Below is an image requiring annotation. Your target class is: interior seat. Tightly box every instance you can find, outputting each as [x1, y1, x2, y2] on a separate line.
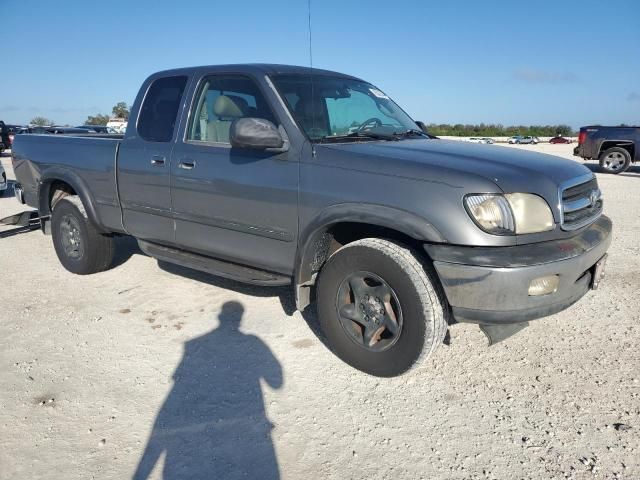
[206, 95, 249, 143]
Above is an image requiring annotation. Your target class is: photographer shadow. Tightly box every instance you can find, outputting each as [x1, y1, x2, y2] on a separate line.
[133, 301, 283, 480]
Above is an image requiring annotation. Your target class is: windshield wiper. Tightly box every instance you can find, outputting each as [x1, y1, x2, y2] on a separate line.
[393, 129, 429, 138]
[318, 131, 398, 143]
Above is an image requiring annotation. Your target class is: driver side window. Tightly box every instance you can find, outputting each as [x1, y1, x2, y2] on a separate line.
[187, 75, 276, 144]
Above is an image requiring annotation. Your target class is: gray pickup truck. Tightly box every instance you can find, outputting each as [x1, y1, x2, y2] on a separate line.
[12, 64, 612, 376]
[574, 125, 639, 174]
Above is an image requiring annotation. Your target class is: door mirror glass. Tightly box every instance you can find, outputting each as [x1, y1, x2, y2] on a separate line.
[230, 117, 284, 150]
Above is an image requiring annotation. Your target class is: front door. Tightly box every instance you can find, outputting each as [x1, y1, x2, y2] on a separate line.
[118, 75, 188, 243]
[170, 74, 298, 275]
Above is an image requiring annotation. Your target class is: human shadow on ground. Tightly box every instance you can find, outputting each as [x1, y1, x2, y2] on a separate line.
[133, 301, 283, 480]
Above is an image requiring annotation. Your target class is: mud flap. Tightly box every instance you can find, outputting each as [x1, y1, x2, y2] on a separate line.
[480, 322, 529, 346]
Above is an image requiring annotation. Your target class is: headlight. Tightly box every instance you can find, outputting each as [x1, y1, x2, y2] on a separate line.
[465, 193, 554, 235]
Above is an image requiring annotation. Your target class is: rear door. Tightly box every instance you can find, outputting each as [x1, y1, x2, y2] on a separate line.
[118, 75, 189, 243]
[170, 73, 298, 275]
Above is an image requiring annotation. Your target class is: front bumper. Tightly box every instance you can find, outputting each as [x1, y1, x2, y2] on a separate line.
[425, 215, 612, 324]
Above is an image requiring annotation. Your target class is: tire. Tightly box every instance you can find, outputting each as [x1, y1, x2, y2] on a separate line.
[51, 195, 114, 274]
[316, 238, 447, 377]
[599, 147, 631, 174]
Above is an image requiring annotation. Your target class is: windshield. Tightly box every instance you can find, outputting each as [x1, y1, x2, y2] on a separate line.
[271, 74, 420, 142]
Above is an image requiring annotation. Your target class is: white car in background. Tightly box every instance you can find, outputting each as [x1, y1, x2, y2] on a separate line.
[468, 137, 494, 144]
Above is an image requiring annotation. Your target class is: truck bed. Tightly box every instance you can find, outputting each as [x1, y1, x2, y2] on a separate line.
[12, 133, 124, 231]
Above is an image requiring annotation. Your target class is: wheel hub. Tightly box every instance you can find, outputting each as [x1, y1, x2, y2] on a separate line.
[336, 271, 403, 351]
[60, 214, 84, 259]
[360, 294, 384, 325]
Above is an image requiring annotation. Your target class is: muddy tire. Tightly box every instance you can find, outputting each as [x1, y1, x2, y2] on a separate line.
[316, 238, 447, 377]
[51, 195, 114, 275]
[599, 147, 631, 174]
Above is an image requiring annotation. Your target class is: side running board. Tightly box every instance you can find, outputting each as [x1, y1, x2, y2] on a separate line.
[137, 239, 291, 286]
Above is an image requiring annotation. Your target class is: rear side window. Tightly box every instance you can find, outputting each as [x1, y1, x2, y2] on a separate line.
[137, 75, 188, 142]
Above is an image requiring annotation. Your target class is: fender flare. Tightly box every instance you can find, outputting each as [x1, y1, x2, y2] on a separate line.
[38, 167, 105, 232]
[597, 139, 635, 157]
[293, 203, 446, 310]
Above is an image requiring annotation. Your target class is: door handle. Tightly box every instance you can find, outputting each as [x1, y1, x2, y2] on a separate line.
[178, 160, 196, 170]
[150, 155, 165, 166]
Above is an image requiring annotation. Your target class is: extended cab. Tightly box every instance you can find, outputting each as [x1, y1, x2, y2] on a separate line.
[574, 125, 639, 174]
[12, 64, 612, 376]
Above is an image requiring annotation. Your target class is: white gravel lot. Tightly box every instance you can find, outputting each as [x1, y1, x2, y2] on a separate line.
[0, 144, 638, 479]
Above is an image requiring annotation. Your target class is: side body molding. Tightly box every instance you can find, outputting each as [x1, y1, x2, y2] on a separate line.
[294, 203, 447, 310]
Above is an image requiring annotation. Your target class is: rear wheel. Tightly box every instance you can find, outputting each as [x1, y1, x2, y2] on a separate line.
[599, 147, 631, 174]
[316, 238, 447, 377]
[51, 195, 114, 274]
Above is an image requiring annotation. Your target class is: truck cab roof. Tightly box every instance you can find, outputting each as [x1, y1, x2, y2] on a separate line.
[151, 63, 363, 81]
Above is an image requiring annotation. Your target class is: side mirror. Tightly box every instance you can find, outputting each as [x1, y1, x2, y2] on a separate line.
[230, 117, 285, 150]
[414, 120, 439, 139]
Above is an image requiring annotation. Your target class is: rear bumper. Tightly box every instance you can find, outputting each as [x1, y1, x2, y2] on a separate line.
[425, 216, 612, 324]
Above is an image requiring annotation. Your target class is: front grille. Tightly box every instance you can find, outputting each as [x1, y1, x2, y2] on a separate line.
[560, 176, 602, 230]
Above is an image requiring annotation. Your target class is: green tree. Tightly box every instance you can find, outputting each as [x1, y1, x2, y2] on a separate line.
[30, 116, 53, 126]
[112, 102, 130, 120]
[421, 123, 576, 137]
[85, 114, 110, 126]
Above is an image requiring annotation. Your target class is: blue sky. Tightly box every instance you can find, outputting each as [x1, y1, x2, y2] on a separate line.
[2, 0, 638, 128]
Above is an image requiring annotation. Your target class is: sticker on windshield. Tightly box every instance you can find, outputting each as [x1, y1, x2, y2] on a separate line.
[369, 88, 389, 99]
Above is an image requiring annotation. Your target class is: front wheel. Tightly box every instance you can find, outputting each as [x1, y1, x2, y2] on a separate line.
[51, 195, 114, 274]
[316, 238, 447, 377]
[599, 147, 631, 174]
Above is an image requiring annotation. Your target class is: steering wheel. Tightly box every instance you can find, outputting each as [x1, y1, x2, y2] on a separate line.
[356, 117, 382, 132]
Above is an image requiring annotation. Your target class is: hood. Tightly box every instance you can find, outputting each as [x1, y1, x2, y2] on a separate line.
[322, 139, 592, 195]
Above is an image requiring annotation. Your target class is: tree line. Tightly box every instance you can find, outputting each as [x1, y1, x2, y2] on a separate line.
[28, 102, 130, 127]
[85, 102, 130, 125]
[422, 123, 574, 137]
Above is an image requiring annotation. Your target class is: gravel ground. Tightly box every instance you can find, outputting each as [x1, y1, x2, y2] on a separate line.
[0, 144, 638, 479]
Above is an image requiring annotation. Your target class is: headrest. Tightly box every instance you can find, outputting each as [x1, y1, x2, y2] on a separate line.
[214, 95, 248, 118]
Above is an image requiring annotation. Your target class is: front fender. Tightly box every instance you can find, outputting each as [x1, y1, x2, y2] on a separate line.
[294, 203, 446, 310]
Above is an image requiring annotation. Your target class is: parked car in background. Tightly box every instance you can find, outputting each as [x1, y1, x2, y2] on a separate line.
[75, 125, 114, 134]
[508, 135, 539, 145]
[468, 137, 495, 144]
[18, 126, 93, 135]
[0, 121, 9, 152]
[3, 125, 24, 150]
[574, 125, 639, 174]
[550, 136, 572, 144]
[12, 63, 612, 376]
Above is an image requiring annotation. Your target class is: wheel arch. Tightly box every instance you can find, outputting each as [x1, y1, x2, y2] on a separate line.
[598, 140, 635, 162]
[38, 168, 105, 232]
[294, 203, 446, 310]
